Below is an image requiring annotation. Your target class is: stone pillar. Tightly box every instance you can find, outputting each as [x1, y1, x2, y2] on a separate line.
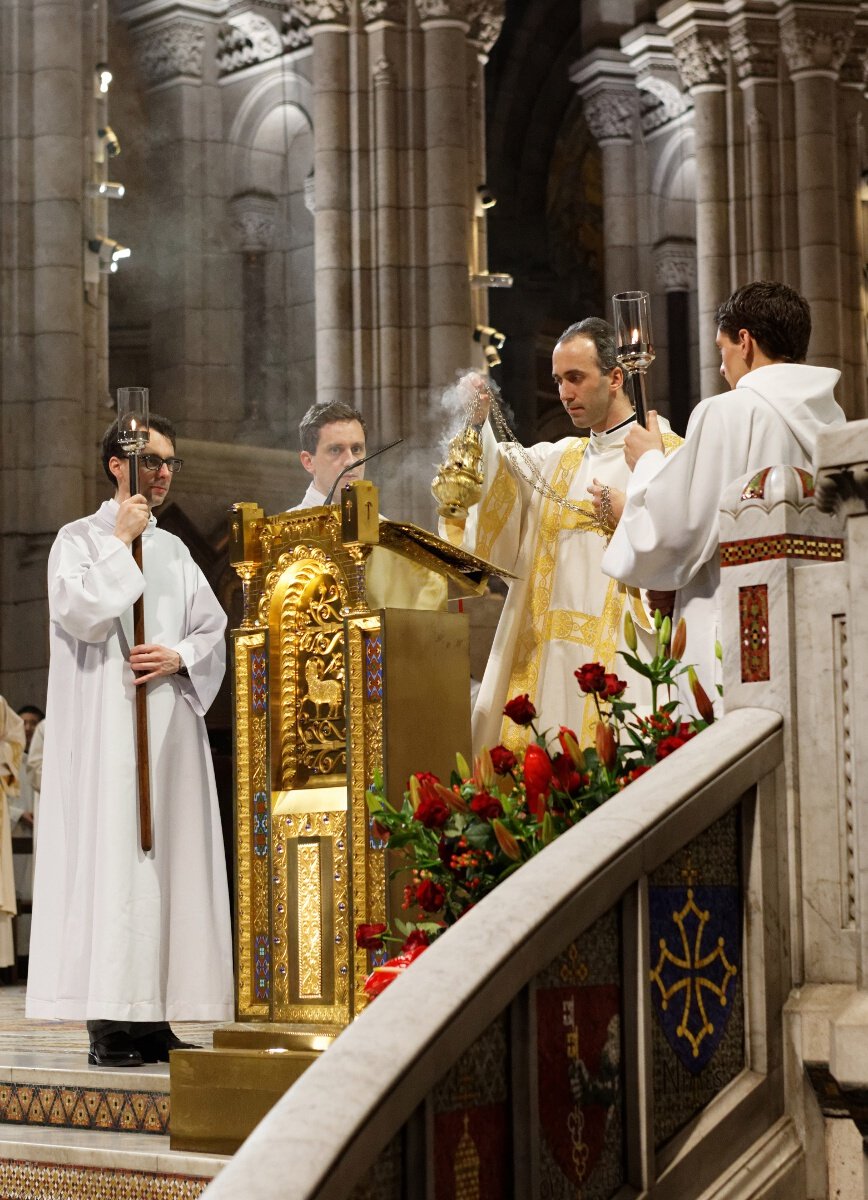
[662, 5, 730, 398]
[298, 1, 353, 407]
[653, 239, 696, 434]
[572, 50, 639, 302]
[229, 192, 278, 441]
[415, 0, 473, 387]
[365, 5, 405, 435]
[780, 3, 855, 370]
[729, 12, 781, 283]
[837, 18, 868, 420]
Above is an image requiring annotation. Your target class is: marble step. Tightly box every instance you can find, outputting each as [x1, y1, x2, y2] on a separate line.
[0, 1121, 227, 1196]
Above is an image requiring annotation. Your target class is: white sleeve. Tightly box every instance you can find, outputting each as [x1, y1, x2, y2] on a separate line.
[48, 528, 143, 644]
[173, 564, 228, 717]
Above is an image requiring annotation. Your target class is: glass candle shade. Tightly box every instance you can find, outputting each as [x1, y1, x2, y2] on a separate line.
[612, 291, 655, 373]
[117, 386, 150, 450]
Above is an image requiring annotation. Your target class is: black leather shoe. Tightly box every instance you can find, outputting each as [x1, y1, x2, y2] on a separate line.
[88, 1032, 144, 1067]
[136, 1029, 199, 1063]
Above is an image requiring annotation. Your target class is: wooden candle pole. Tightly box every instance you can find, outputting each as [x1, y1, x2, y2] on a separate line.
[129, 451, 153, 853]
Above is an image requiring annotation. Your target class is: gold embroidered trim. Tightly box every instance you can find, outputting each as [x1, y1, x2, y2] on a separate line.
[475, 456, 519, 563]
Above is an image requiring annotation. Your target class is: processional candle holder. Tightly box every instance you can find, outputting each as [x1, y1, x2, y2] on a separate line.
[116, 386, 153, 853]
[117, 386, 150, 497]
[612, 290, 656, 428]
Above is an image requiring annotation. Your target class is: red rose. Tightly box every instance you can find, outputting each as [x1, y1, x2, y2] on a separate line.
[656, 735, 687, 759]
[415, 878, 447, 912]
[490, 745, 518, 775]
[677, 722, 697, 742]
[575, 663, 607, 694]
[523, 742, 553, 819]
[413, 773, 450, 828]
[622, 764, 652, 784]
[602, 673, 627, 698]
[470, 790, 503, 820]
[363, 937, 429, 998]
[355, 922, 387, 951]
[503, 694, 537, 725]
[401, 929, 430, 953]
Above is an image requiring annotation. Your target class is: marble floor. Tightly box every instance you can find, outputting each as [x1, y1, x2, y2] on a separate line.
[0, 985, 229, 1194]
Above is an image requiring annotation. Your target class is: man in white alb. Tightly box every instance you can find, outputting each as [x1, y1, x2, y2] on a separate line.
[27, 415, 233, 1066]
[293, 401, 447, 612]
[598, 281, 847, 711]
[453, 318, 681, 752]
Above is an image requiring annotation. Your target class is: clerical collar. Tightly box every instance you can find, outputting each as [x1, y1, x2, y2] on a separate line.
[590, 412, 637, 447]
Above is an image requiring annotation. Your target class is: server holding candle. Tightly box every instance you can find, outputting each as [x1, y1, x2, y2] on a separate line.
[596, 281, 846, 717]
[26, 393, 233, 1066]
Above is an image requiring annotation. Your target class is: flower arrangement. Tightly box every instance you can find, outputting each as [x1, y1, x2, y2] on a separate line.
[358, 613, 715, 997]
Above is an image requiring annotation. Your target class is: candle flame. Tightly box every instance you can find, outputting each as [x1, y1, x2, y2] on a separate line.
[631, 328, 639, 343]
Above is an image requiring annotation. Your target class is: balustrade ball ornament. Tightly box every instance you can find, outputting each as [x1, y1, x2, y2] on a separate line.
[229, 192, 279, 254]
[133, 18, 205, 87]
[581, 88, 636, 143]
[671, 28, 729, 90]
[780, 10, 852, 77]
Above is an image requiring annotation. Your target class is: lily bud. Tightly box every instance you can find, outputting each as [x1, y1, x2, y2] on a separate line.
[715, 639, 723, 662]
[559, 727, 585, 770]
[474, 747, 495, 789]
[595, 721, 617, 772]
[654, 607, 663, 630]
[671, 617, 687, 661]
[687, 666, 715, 724]
[659, 615, 671, 651]
[542, 812, 556, 846]
[455, 751, 471, 779]
[408, 774, 421, 810]
[624, 608, 638, 652]
[492, 819, 521, 861]
[435, 780, 468, 813]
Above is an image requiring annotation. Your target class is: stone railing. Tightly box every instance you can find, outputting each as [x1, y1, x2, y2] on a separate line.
[205, 705, 795, 1199]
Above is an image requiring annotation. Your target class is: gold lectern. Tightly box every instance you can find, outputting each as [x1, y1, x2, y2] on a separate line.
[170, 487, 508, 1152]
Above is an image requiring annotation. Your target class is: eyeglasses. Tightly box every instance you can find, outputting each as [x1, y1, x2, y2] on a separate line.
[138, 453, 184, 474]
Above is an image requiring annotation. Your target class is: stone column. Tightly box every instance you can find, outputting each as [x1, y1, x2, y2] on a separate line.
[653, 239, 696, 434]
[729, 13, 781, 283]
[364, 4, 406, 435]
[298, 1, 353, 407]
[415, 0, 473, 386]
[229, 192, 278, 441]
[837, 18, 868, 420]
[780, 3, 855, 370]
[662, 5, 731, 397]
[572, 50, 639, 301]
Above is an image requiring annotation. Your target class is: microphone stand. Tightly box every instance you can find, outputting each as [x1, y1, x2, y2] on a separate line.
[324, 438, 404, 505]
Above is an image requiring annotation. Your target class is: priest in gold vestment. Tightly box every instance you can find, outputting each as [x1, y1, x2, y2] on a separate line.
[453, 319, 681, 752]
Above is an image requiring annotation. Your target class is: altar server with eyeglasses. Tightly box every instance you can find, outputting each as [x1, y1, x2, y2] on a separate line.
[26, 415, 233, 1066]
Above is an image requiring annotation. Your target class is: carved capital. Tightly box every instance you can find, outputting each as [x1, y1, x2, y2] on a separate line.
[467, 0, 504, 54]
[230, 192, 279, 253]
[414, 0, 473, 25]
[361, 0, 405, 23]
[133, 17, 206, 87]
[780, 7, 854, 78]
[638, 78, 691, 133]
[671, 28, 729, 90]
[581, 87, 637, 143]
[294, 0, 350, 26]
[729, 15, 779, 82]
[654, 239, 696, 292]
[814, 422, 868, 518]
[840, 19, 868, 86]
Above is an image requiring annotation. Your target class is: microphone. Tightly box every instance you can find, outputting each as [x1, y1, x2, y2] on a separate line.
[324, 437, 404, 505]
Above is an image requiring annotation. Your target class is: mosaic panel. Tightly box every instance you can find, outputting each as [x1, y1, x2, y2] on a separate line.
[534, 908, 625, 1200]
[251, 650, 268, 713]
[649, 807, 744, 1149]
[349, 1134, 402, 1200]
[431, 1014, 510, 1200]
[0, 1080, 169, 1134]
[0, 1160, 209, 1198]
[720, 533, 843, 567]
[739, 584, 770, 683]
[364, 632, 383, 701]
